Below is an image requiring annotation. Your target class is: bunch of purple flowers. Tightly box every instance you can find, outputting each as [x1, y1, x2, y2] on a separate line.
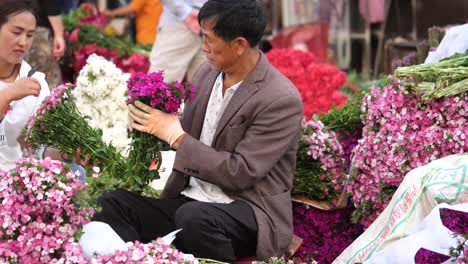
[126, 71, 194, 196]
[127, 71, 194, 114]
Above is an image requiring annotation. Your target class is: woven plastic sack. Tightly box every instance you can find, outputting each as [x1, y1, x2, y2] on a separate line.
[334, 154, 468, 264]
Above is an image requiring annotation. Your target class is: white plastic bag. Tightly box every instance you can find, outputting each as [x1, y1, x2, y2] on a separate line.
[365, 203, 466, 264]
[425, 23, 468, 64]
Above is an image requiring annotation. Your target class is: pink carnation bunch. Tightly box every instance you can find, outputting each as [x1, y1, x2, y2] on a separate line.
[125, 71, 195, 195]
[126, 71, 194, 114]
[0, 158, 93, 263]
[349, 80, 468, 227]
[91, 239, 186, 263]
[304, 121, 346, 188]
[23, 83, 74, 143]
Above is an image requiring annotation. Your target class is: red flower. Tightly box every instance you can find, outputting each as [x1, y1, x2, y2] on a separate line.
[115, 54, 150, 77]
[266, 49, 348, 119]
[68, 28, 80, 43]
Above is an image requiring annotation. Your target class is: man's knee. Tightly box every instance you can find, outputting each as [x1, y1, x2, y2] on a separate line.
[97, 189, 128, 205]
[175, 202, 217, 234]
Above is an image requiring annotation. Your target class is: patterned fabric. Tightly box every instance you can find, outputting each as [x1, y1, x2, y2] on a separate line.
[24, 27, 62, 89]
[181, 73, 242, 203]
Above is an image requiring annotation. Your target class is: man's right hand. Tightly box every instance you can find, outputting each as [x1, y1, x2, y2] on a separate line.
[6, 77, 41, 101]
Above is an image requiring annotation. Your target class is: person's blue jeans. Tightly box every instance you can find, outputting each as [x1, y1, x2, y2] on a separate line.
[69, 162, 87, 183]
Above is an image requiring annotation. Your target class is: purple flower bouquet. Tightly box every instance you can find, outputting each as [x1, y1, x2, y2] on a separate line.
[126, 72, 194, 195]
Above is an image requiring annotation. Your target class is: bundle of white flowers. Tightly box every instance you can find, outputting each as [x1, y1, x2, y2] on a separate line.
[75, 54, 131, 155]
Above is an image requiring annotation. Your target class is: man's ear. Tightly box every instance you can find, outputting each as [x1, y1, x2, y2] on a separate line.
[234, 37, 249, 56]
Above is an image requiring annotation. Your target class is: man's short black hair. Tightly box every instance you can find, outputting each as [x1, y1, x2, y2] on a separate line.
[198, 0, 266, 47]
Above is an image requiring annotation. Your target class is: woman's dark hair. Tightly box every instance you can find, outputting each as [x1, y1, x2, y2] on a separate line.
[0, 0, 38, 29]
[198, 0, 266, 47]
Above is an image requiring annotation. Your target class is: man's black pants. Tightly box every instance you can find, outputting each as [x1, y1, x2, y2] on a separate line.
[93, 189, 258, 262]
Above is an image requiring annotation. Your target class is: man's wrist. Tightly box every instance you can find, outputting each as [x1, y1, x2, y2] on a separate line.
[171, 133, 185, 149]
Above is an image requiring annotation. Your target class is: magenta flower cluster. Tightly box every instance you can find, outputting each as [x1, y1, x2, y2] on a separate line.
[293, 205, 363, 264]
[127, 71, 194, 114]
[0, 157, 93, 263]
[348, 80, 468, 227]
[414, 248, 450, 264]
[92, 239, 186, 263]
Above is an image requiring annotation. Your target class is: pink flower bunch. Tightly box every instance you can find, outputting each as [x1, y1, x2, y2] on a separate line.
[23, 83, 75, 143]
[302, 120, 347, 194]
[127, 71, 194, 114]
[349, 80, 468, 227]
[0, 157, 93, 263]
[91, 239, 186, 263]
[293, 205, 363, 264]
[266, 49, 348, 119]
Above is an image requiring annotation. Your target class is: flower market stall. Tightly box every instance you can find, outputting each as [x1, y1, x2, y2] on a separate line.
[61, 4, 151, 82]
[1, 4, 467, 261]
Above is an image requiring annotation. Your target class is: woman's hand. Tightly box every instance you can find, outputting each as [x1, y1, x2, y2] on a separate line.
[6, 77, 41, 101]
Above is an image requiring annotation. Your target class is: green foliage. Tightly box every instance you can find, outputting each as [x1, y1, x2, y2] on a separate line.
[76, 24, 150, 57]
[293, 142, 337, 201]
[320, 88, 368, 134]
[394, 52, 468, 100]
[62, 8, 86, 32]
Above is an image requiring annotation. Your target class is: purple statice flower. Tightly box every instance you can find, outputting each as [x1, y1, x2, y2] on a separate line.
[293, 204, 363, 263]
[440, 208, 468, 234]
[414, 248, 451, 264]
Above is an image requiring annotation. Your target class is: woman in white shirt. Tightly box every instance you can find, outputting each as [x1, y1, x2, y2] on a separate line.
[0, 0, 87, 180]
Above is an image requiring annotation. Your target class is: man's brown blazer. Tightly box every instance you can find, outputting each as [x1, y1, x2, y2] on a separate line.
[161, 52, 303, 260]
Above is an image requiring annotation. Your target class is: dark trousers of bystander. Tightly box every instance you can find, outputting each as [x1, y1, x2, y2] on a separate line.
[93, 189, 258, 262]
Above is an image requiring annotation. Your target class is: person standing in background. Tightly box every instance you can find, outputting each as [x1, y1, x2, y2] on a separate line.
[57, 0, 79, 14]
[27, 1, 66, 87]
[24, 0, 66, 89]
[148, 0, 207, 83]
[102, 0, 163, 45]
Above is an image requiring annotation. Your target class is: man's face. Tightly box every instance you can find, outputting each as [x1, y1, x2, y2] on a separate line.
[200, 19, 239, 72]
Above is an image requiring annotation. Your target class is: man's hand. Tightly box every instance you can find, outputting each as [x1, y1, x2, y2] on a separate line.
[6, 77, 41, 101]
[128, 101, 185, 148]
[184, 10, 201, 34]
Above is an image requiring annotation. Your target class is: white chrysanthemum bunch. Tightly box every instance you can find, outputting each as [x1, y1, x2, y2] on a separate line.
[75, 54, 131, 155]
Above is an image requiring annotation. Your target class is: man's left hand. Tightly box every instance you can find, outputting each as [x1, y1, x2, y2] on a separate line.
[128, 101, 185, 148]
